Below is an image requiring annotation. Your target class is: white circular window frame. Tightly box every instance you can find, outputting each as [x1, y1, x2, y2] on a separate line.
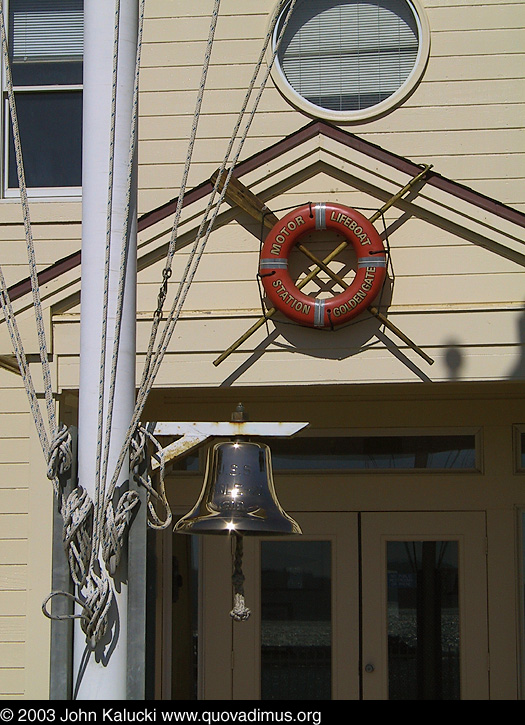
[268, 0, 431, 123]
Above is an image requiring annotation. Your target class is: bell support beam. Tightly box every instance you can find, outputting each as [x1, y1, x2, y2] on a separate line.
[212, 165, 433, 367]
[148, 421, 309, 471]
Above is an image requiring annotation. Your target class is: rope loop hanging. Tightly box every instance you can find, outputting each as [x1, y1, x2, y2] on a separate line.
[130, 424, 172, 531]
[230, 534, 251, 622]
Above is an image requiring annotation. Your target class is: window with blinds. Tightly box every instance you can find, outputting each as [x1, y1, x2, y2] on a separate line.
[10, 0, 83, 64]
[274, 0, 426, 117]
[5, 0, 83, 191]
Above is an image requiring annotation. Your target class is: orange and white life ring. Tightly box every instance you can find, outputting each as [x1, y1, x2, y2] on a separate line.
[259, 202, 387, 329]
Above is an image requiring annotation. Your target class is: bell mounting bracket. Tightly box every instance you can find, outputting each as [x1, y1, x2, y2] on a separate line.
[147, 411, 308, 471]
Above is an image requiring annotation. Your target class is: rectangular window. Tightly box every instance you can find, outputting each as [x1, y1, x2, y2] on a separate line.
[4, 0, 83, 194]
[265, 434, 478, 472]
[171, 433, 479, 474]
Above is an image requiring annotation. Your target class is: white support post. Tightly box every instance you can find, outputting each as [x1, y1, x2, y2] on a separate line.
[76, 0, 138, 700]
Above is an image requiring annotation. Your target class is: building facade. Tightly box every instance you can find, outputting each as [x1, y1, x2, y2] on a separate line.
[0, 0, 524, 700]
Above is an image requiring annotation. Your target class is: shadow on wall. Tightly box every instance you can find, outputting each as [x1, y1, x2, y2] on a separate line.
[509, 306, 525, 379]
[444, 305, 525, 382]
[444, 342, 463, 380]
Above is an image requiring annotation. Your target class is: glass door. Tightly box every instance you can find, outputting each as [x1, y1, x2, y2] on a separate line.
[197, 511, 489, 700]
[361, 512, 489, 700]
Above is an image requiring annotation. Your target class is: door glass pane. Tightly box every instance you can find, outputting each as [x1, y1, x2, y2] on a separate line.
[171, 535, 199, 700]
[261, 541, 331, 700]
[387, 541, 460, 700]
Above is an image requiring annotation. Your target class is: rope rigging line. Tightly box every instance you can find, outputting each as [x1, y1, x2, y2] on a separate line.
[103, 0, 299, 515]
[0, 0, 60, 457]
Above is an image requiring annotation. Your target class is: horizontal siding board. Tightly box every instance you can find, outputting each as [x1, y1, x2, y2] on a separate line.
[0, 591, 26, 616]
[0, 465, 29, 489]
[141, 24, 525, 62]
[0, 566, 27, 591]
[138, 79, 525, 117]
[134, 345, 525, 387]
[0, 668, 24, 695]
[408, 27, 516, 57]
[0, 414, 33, 439]
[0, 489, 29, 514]
[0, 540, 27, 565]
[54, 307, 525, 358]
[0, 439, 29, 465]
[0, 642, 24, 668]
[0, 516, 28, 540]
[0, 616, 24, 642]
[146, 2, 266, 19]
[133, 244, 522, 287]
[428, 3, 525, 30]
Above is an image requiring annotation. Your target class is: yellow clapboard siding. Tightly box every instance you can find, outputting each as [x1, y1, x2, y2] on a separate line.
[0, 540, 27, 565]
[134, 243, 521, 290]
[134, 268, 525, 315]
[0, 566, 27, 591]
[0, 440, 30, 465]
[144, 14, 269, 43]
[0, 616, 24, 643]
[0, 516, 28, 540]
[0, 642, 24, 668]
[54, 307, 524, 359]
[146, 1, 265, 19]
[0, 414, 33, 439]
[134, 345, 524, 388]
[0, 490, 28, 515]
[0, 668, 24, 695]
[0, 465, 29, 490]
[428, 2, 525, 30]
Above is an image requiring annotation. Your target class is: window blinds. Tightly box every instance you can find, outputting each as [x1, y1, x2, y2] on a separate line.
[10, 0, 83, 62]
[278, 0, 419, 112]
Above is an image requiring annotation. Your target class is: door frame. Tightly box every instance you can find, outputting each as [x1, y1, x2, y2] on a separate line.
[360, 511, 489, 700]
[199, 510, 489, 700]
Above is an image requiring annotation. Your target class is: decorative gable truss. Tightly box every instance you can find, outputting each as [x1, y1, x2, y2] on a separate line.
[2, 122, 524, 391]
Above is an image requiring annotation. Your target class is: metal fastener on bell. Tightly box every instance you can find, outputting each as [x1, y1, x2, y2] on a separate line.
[174, 407, 301, 536]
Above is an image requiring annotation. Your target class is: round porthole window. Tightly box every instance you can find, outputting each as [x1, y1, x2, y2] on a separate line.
[271, 0, 430, 122]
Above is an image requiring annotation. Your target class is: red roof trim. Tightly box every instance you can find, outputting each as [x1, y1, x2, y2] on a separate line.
[7, 121, 525, 302]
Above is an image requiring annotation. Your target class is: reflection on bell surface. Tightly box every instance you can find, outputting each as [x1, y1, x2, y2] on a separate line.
[174, 440, 302, 536]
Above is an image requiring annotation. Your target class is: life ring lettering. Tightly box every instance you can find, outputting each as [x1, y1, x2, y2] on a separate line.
[259, 203, 386, 329]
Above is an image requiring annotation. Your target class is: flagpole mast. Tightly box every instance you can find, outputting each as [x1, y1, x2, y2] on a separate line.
[75, 0, 138, 699]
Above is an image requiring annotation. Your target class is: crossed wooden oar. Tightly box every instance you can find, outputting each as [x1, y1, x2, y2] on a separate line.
[211, 164, 434, 367]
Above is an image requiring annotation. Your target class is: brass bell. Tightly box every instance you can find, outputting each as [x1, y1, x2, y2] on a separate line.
[174, 439, 301, 536]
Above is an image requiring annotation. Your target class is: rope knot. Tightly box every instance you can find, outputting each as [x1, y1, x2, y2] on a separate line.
[81, 571, 114, 649]
[102, 489, 140, 575]
[61, 486, 93, 588]
[47, 424, 73, 481]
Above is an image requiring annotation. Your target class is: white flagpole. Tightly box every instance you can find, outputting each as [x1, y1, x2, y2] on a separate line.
[75, 0, 138, 700]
